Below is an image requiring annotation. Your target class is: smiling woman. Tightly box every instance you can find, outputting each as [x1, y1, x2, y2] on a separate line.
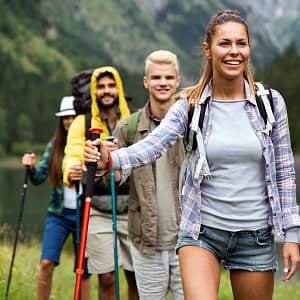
[85, 9, 300, 300]
[204, 21, 250, 86]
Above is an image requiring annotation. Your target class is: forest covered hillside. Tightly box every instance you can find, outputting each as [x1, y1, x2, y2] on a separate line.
[0, 0, 300, 153]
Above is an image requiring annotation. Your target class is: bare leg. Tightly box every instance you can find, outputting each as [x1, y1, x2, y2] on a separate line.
[124, 270, 139, 300]
[178, 246, 220, 300]
[98, 271, 115, 300]
[37, 259, 55, 300]
[230, 270, 274, 300]
[80, 277, 91, 300]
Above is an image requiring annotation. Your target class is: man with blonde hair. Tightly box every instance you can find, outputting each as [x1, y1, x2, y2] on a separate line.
[113, 50, 184, 299]
[144, 49, 179, 74]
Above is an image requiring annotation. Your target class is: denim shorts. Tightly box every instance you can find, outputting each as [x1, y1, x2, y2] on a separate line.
[41, 209, 90, 278]
[176, 225, 278, 272]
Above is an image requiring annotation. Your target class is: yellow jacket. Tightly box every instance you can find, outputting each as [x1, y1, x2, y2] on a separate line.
[63, 66, 130, 186]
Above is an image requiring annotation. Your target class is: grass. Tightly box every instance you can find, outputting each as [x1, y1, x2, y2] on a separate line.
[218, 271, 300, 300]
[0, 238, 130, 300]
[0, 235, 300, 299]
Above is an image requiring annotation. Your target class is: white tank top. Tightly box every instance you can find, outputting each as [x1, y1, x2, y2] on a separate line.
[63, 184, 83, 209]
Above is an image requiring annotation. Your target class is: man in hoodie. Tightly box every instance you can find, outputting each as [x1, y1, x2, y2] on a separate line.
[63, 66, 138, 300]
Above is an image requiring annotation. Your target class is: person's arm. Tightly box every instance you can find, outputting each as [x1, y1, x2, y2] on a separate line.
[84, 98, 188, 182]
[272, 90, 299, 229]
[21, 141, 52, 185]
[62, 115, 86, 186]
[271, 89, 300, 280]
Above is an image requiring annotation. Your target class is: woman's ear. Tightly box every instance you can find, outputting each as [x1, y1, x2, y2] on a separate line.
[203, 42, 211, 59]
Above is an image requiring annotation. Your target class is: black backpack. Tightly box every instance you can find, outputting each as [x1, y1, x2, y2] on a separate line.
[70, 69, 94, 140]
[71, 69, 93, 115]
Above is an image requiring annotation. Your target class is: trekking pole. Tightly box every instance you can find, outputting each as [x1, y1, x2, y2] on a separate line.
[110, 169, 120, 300]
[74, 179, 81, 255]
[5, 166, 30, 300]
[73, 127, 103, 300]
[73, 163, 82, 255]
[106, 136, 120, 300]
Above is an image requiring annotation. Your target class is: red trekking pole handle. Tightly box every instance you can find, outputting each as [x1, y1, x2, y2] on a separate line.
[73, 127, 103, 300]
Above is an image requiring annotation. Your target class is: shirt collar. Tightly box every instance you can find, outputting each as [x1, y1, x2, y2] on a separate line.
[146, 101, 162, 125]
[199, 79, 256, 105]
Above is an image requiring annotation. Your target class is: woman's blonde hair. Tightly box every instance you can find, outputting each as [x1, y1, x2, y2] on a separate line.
[181, 10, 255, 106]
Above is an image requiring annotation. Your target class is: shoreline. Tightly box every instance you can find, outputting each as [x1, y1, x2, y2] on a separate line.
[0, 157, 23, 169]
[1, 154, 300, 170]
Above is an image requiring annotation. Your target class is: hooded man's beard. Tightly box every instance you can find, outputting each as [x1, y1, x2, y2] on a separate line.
[96, 96, 119, 110]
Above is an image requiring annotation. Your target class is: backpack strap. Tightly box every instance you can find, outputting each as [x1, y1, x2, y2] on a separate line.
[127, 110, 141, 145]
[85, 112, 92, 140]
[255, 82, 275, 136]
[186, 98, 209, 150]
[179, 97, 211, 201]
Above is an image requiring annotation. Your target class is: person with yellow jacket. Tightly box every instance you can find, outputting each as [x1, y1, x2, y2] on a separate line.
[63, 66, 138, 300]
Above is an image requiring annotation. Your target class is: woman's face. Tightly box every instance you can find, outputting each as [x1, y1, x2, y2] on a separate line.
[205, 21, 250, 81]
[62, 116, 75, 131]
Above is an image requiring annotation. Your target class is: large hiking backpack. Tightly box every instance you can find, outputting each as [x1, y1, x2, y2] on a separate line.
[71, 69, 93, 115]
[71, 70, 94, 139]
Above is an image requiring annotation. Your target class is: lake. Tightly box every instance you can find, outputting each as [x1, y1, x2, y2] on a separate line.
[0, 167, 51, 240]
[1, 165, 300, 280]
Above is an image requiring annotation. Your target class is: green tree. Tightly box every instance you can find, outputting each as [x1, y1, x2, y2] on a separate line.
[16, 113, 33, 143]
[0, 107, 8, 148]
[255, 42, 300, 152]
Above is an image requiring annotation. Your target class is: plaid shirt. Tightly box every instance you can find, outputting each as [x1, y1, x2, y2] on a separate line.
[29, 140, 64, 215]
[112, 81, 300, 241]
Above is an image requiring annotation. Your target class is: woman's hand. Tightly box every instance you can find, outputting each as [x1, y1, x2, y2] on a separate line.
[84, 139, 109, 170]
[282, 242, 300, 281]
[22, 153, 35, 169]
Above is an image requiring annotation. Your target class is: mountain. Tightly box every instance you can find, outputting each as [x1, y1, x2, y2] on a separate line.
[137, 0, 300, 66]
[245, 0, 300, 52]
[0, 0, 299, 150]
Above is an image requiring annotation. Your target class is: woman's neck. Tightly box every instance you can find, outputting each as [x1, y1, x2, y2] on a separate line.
[212, 77, 245, 100]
